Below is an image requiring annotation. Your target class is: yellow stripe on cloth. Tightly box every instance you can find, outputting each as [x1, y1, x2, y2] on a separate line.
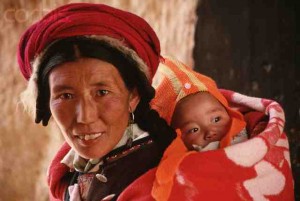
[158, 61, 187, 98]
[166, 57, 208, 92]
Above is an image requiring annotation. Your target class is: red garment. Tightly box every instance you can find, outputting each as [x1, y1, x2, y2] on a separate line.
[47, 142, 71, 200]
[17, 3, 160, 80]
[118, 90, 294, 201]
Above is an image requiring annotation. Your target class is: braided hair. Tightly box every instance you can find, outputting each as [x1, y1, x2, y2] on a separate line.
[35, 36, 176, 152]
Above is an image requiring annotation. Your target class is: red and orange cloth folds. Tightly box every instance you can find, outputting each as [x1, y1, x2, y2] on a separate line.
[17, 3, 161, 81]
[119, 90, 294, 201]
[118, 58, 294, 201]
[148, 57, 247, 200]
[46, 56, 294, 200]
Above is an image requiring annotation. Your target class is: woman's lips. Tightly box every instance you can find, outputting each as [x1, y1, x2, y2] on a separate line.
[74, 132, 103, 141]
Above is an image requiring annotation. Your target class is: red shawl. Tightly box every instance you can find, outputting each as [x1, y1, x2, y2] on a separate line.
[118, 90, 294, 201]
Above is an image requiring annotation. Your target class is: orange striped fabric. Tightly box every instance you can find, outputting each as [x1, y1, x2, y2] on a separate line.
[151, 57, 246, 201]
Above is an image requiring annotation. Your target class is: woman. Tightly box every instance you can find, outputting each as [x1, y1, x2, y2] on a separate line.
[18, 3, 175, 200]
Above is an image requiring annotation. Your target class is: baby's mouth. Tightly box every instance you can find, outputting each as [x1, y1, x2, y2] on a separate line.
[192, 144, 203, 151]
[192, 141, 220, 152]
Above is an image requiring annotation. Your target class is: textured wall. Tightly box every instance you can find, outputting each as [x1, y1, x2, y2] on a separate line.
[0, 0, 198, 200]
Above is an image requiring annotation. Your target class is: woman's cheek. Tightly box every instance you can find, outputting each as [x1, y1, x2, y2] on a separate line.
[50, 100, 74, 123]
[100, 96, 128, 112]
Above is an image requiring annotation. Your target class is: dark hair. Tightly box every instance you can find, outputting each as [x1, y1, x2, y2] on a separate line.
[36, 36, 175, 152]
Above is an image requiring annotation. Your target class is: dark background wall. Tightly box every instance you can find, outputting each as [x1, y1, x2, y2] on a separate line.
[193, 0, 298, 199]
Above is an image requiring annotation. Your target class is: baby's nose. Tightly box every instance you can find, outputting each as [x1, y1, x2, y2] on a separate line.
[204, 131, 217, 141]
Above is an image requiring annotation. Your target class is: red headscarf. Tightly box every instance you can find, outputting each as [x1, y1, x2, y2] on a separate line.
[17, 3, 160, 80]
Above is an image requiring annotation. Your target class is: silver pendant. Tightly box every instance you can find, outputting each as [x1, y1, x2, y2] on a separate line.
[96, 173, 108, 183]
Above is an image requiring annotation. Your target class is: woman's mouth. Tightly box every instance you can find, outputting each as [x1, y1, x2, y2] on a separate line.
[75, 133, 103, 141]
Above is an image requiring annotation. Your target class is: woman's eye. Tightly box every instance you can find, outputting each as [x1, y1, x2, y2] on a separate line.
[59, 93, 74, 100]
[212, 116, 221, 123]
[96, 90, 109, 96]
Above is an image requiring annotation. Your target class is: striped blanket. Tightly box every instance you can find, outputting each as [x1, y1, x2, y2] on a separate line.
[118, 87, 294, 201]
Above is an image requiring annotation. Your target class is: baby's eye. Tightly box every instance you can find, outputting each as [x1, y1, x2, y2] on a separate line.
[212, 116, 221, 123]
[187, 128, 199, 134]
[59, 93, 74, 100]
[96, 90, 109, 96]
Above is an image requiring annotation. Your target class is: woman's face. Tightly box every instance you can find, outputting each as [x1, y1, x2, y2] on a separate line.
[49, 58, 140, 159]
[171, 92, 231, 150]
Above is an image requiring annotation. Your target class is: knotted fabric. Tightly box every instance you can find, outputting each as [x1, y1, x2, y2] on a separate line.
[17, 3, 160, 80]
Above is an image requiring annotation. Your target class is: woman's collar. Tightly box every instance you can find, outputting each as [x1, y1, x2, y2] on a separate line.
[61, 124, 149, 173]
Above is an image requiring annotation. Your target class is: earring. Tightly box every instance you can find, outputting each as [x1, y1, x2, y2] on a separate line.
[126, 107, 135, 147]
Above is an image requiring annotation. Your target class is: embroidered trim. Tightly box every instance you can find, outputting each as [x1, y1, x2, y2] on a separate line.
[105, 138, 153, 163]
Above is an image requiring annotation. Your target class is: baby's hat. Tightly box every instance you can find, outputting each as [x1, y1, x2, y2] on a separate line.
[151, 57, 246, 147]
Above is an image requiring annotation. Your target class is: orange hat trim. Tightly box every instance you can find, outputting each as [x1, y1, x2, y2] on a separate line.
[152, 130, 193, 201]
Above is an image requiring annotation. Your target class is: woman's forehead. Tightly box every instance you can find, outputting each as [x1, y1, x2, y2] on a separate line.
[48, 58, 124, 87]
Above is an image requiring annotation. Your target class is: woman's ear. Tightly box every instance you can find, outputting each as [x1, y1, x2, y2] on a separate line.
[129, 88, 140, 111]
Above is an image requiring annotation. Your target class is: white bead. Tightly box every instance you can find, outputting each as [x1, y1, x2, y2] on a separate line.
[96, 173, 108, 183]
[184, 82, 191, 89]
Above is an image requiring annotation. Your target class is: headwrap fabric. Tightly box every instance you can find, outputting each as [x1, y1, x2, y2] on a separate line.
[18, 3, 161, 80]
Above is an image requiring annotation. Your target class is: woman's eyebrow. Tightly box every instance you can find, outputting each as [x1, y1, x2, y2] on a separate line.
[52, 85, 73, 93]
[91, 81, 108, 87]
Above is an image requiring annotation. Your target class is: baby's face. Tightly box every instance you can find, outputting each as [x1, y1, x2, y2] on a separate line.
[171, 92, 231, 151]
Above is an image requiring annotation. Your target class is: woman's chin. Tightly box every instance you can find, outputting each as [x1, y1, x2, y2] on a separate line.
[73, 139, 109, 159]
[77, 149, 107, 160]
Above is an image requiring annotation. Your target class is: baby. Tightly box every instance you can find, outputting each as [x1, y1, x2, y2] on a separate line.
[152, 57, 247, 152]
[171, 91, 231, 151]
[172, 90, 249, 151]
[150, 58, 290, 201]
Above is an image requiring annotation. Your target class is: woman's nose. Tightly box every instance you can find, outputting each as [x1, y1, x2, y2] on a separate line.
[76, 97, 98, 124]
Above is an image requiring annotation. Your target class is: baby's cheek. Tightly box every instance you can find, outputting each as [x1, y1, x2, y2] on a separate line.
[181, 134, 189, 143]
[182, 134, 196, 145]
